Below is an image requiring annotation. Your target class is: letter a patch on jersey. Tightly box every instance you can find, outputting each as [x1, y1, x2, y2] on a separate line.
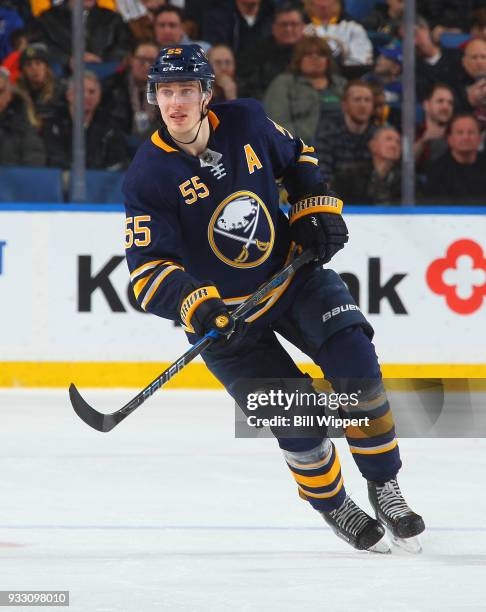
[244, 144, 263, 174]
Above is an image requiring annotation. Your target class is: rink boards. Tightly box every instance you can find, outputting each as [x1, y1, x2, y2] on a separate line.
[0, 205, 485, 387]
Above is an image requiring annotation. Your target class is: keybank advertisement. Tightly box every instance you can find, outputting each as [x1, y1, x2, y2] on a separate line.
[0, 211, 485, 364]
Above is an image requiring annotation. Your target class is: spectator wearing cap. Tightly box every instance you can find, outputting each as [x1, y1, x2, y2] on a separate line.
[202, 0, 274, 61]
[237, 3, 306, 100]
[303, 0, 373, 68]
[360, 0, 404, 39]
[363, 45, 402, 109]
[16, 44, 65, 126]
[315, 80, 376, 182]
[33, 0, 132, 69]
[0, 67, 45, 166]
[153, 6, 210, 53]
[332, 126, 402, 205]
[41, 71, 129, 170]
[102, 40, 160, 152]
[413, 15, 462, 101]
[415, 83, 455, 170]
[263, 36, 346, 144]
[423, 113, 486, 204]
[207, 45, 238, 102]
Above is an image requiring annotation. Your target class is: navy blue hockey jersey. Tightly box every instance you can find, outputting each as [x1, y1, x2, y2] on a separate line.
[123, 98, 323, 326]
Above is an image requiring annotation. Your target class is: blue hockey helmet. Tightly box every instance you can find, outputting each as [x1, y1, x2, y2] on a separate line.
[147, 44, 215, 105]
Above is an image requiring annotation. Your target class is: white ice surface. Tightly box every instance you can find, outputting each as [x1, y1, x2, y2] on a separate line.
[0, 389, 485, 612]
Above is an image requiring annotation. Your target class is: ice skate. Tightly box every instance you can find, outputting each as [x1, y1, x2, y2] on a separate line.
[368, 479, 425, 553]
[320, 495, 390, 553]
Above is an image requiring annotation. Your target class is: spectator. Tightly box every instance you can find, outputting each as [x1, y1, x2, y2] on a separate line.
[423, 114, 486, 203]
[153, 6, 210, 52]
[202, 0, 274, 60]
[102, 40, 159, 144]
[115, 0, 154, 42]
[316, 80, 376, 181]
[333, 126, 402, 205]
[452, 38, 486, 113]
[363, 45, 402, 108]
[0, 67, 45, 166]
[360, 0, 404, 39]
[184, 0, 225, 39]
[417, 0, 486, 43]
[1, 28, 29, 83]
[415, 83, 454, 169]
[303, 0, 373, 68]
[237, 3, 305, 100]
[263, 36, 346, 143]
[140, 0, 166, 17]
[42, 71, 129, 170]
[207, 45, 238, 102]
[413, 15, 462, 101]
[33, 0, 132, 69]
[0, 3, 24, 62]
[16, 44, 65, 125]
[470, 8, 486, 41]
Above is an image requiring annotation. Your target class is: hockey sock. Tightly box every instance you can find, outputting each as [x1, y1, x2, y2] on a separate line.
[318, 326, 402, 483]
[281, 438, 346, 512]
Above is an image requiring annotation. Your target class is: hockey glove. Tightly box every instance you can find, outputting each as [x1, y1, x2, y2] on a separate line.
[289, 189, 348, 264]
[179, 281, 235, 337]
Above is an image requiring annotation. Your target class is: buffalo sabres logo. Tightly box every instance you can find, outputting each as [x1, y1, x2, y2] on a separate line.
[208, 191, 274, 268]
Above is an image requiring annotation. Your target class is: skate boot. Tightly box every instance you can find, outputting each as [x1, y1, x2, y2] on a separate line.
[320, 495, 390, 553]
[368, 479, 425, 553]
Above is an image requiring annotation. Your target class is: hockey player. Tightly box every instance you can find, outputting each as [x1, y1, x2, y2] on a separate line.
[123, 44, 425, 553]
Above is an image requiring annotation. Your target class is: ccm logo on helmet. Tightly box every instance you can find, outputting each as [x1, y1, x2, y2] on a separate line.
[162, 66, 184, 71]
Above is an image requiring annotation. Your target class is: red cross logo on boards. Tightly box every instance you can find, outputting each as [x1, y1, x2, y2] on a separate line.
[426, 239, 486, 315]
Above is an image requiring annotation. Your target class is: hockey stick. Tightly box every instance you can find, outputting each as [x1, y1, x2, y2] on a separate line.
[69, 248, 314, 432]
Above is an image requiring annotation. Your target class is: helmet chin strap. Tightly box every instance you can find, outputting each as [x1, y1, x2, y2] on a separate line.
[169, 94, 209, 146]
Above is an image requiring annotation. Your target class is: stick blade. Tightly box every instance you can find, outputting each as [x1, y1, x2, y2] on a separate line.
[69, 384, 117, 433]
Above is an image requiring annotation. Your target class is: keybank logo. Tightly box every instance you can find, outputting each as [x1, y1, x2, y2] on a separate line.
[76, 255, 408, 315]
[426, 239, 486, 315]
[0, 241, 6, 275]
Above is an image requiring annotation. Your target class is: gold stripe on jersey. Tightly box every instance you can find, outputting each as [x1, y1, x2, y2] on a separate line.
[151, 131, 178, 152]
[130, 259, 166, 282]
[208, 110, 220, 130]
[141, 264, 184, 311]
[244, 273, 293, 323]
[243, 244, 298, 323]
[133, 275, 152, 300]
[298, 155, 319, 165]
[300, 143, 315, 154]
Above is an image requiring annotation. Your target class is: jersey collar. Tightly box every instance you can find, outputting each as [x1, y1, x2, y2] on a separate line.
[151, 110, 220, 153]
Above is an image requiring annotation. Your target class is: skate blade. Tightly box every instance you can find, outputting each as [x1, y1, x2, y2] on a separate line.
[389, 532, 422, 554]
[367, 534, 391, 554]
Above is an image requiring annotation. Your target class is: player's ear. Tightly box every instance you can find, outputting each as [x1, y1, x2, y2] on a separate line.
[202, 89, 212, 111]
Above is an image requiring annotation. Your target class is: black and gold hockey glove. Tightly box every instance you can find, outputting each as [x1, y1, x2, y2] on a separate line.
[289, 187, 348, 264]
[179, 282, 235, 337]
